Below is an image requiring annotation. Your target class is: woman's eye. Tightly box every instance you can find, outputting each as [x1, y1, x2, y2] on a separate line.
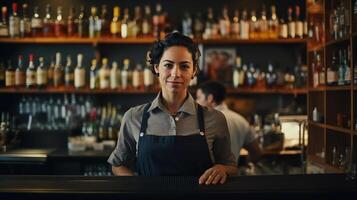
[164, 63, 173, 68]
[180, 65, 190, 70]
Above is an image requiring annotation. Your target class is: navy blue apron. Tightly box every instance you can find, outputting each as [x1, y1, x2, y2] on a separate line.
[136, 103, 213, 176]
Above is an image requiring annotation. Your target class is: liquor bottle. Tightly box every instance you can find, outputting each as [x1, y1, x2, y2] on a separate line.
[232, 56, 240, 88]
[132, 6, 142, 37]
[343, 49, 351, 85]
[31, 6, 42, 37]
[26, 54, 37, 88]
[293, 55, 305, 88]
[266, 62, 277, 88]
[121, 59, 130, 90]
[121, 8, 129, 38]
[287, 7, 296, 38]
[55, 6, 66, 37]
[47, 56, 55, 86]
[89, 59, 98, 89]
[327, 51, 338, 86]
[259, 5, 269, 39]
[89, 6, 99, 38]
[99, 58, 110, 89]
[219, 5, 230, 38]
[142, 5, 152, 37]
[5, 60, 15, 87]
[143, 64, 154, 89]
[132, 63, 143, 90]
[110, 61, 120, 89]
[0, 60, 5, 86]
[78, 5, 88, 37]
[203, 8, 215, 39]
[246, 63, 256, 87]
[231, 10, 240, 39]
[64, 55, 74, 87]
[337, 49, 345, 85]
[100, 5, 110, 37]
[295, 5, 303, 39]
[67, 7, 77, 37]
[240, 9, 249, 39]
[110, 6, 121, 37]
[279, 15, 288, 39]
[43, 4, 54, 37]
[53, 52, 63, 88]
[152, 3, 163, 39]
[74, 54, 86, 89]
[0, 7, 9, 37]
[249, 10, 258, 39]
[36, 57, 47, 89]
[182, 12, 192, 38]
[330, 9, 338, 40]
[9, 3, 20, 38]
[268, 5, 279, 39]
[193, 12, 204, 39]
[311, 52, 319, 87]
[20, 4, 31, 38]
[15, 55, 25, 87]
[316, 53, 324, 85]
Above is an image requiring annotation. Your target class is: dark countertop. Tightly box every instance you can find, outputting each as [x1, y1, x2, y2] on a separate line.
[0, 174, 356, 199]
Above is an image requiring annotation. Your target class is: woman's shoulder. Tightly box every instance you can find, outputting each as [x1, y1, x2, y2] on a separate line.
[201, 105, 226, 122]
[123, 103, 151, 121]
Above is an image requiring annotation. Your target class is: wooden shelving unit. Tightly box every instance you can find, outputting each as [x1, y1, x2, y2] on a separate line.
[307, 0, 356, 173]
[0, 37, 306, 45]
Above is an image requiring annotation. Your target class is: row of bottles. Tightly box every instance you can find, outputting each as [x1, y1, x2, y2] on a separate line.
[183, 5, 307, 40]
[0, 3, 167, 38]
[17, 94, 123, 141]
[328, 0, 351, 40]
[0, 53, 159, 90]
[0, 2, 309, 40]
[327, 46, 352, 86]
[231, 55, 307, 89]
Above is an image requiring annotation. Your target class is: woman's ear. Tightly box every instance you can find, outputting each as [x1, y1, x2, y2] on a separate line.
[154, 64, 159, 74]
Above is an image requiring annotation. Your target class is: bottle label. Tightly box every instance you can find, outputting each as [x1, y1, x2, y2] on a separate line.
[74, 69, 85, 88]
[37, 69, 48, 85]
[15, 71, 25, 86]
[288, 22, 296, 38]
[296, 21, 303, 37]
[110, 22, 119, 34]
[5, 71, 15, 86]
[26, 71, 36, 86]
[31, 18, 43, 28]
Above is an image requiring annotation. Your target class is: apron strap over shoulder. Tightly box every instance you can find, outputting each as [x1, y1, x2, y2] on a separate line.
[139, 103, 152, 136]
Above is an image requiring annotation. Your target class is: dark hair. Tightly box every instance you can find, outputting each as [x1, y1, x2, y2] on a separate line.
[146, 31, 201, 75]
[197, 80, 226, 104]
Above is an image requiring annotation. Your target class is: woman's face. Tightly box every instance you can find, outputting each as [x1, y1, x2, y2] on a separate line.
[155, 46, 196, 95]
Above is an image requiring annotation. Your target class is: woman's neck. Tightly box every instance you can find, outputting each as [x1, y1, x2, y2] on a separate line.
[161, 90, 188, 114]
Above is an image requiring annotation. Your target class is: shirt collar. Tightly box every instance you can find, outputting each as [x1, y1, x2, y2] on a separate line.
[148, 91, 197, 115]
[214, 102, 228, 111]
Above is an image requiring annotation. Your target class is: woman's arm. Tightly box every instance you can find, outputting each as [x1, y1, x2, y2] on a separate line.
[199, 164, 237, 185]
[112, 166, 135, 176]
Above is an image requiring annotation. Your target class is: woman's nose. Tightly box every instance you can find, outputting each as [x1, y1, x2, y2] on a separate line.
[170, 65, 181, 77]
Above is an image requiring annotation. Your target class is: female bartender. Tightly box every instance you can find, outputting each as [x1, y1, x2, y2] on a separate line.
[108, 32, 237, 185]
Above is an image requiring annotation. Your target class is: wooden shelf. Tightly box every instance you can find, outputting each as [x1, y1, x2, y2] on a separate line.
[325, 85, 352, 91]
[308, 155, 326, 166]
[197, 38, 307, 44]
[307, 5, 324, 15]
[325, 37, 350, 47]
[308, 86, 326, 91]
[0, 37, 156, 44]
[0, 87, 160, 94]
[0, 37, 307, 45]
[307, 44, 324, 52]
[308, 121, 326, 129]
[227, 87, 307, 95]
[325, 124, 351, 134]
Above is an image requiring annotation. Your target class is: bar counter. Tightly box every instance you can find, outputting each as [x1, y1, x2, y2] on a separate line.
[0, 174, 356, 200]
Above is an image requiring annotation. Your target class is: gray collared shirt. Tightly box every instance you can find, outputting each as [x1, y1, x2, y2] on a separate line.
[108, 92, 237, 169]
